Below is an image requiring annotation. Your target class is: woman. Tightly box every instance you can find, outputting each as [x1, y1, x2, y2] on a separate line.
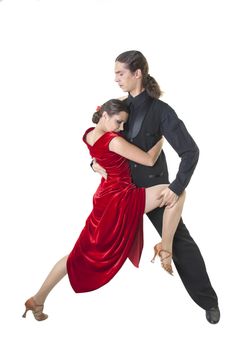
[23, 99, 185, 321]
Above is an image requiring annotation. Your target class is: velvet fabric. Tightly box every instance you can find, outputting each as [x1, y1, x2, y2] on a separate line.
[67, 128, 145, 293]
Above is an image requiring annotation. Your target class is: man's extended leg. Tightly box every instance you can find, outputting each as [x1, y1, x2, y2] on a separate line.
[147, 207, 219, 318]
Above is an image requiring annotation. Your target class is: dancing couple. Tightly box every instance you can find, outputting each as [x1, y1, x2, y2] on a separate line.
[23, 51, 220, 324]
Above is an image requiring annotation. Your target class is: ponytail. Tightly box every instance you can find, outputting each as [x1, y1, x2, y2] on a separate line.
[144, 74, 162, 99]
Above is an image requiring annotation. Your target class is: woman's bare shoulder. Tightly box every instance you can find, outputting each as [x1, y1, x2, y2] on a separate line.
[109, 134, 127, 150]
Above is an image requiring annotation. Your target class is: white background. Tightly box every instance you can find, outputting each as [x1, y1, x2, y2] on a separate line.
[0, 0, 251, 349]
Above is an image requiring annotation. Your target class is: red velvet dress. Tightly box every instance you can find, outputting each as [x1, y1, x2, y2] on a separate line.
[66, 128, 146, 293]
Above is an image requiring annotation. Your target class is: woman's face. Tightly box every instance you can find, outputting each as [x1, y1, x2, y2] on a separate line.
[104, 111, 128, 132]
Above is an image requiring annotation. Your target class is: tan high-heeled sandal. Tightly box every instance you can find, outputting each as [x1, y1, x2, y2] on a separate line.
[22, 297, 48, 321]
[151, 242, 173, 275]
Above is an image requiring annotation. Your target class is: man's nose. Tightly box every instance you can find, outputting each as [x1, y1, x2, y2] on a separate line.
[119, 123, 124, 131]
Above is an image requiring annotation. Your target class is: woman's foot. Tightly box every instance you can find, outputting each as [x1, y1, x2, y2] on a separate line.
[22, 297, 48, 321]
[151, 242, 173, 275]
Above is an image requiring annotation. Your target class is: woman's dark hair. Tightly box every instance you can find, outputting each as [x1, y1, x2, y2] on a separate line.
[115, 50, 162, 99]
[92, 99, 129, 124]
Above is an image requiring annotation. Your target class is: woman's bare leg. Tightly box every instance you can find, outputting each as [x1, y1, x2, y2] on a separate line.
[145, 185, 186, 271]
[33, 255, 68, 305]
[159, 193, 185, 269]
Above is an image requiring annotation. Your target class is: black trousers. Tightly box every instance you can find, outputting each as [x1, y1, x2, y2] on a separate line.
[147, 207, 218, 310]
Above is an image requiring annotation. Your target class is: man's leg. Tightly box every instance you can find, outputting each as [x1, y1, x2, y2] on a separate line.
[147, 207, 218, 310]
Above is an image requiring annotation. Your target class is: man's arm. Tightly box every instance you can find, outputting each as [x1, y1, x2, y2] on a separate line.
[160, 105, 200, 195]
[91, 158, 108, 179]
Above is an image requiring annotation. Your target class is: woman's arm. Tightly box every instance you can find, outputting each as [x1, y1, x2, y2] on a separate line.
[109, 136, 163, 166]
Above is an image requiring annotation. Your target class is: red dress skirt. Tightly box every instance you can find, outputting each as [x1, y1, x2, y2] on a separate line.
[66, 128, 145, 293]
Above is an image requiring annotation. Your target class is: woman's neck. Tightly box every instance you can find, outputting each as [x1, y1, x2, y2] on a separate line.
[95, 124, 106, 134]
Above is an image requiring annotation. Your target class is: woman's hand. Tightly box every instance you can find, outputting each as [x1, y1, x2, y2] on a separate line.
[92, 159, 107, 180]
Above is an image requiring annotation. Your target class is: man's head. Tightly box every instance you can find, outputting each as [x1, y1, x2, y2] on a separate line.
[115, 50, 161, 98]
[114, 51, 148, 96]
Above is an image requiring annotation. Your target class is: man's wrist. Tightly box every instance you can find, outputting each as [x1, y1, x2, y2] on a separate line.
[168, 182, 183, 196]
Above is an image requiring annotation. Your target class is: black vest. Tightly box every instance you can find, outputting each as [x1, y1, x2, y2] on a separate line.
[124, 92, 169, 188]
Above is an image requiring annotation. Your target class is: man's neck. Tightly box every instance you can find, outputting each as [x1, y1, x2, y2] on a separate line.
[129, 87, 145, 98]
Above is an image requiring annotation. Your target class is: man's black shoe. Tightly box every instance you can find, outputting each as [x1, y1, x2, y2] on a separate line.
[206, 306, 220, 324]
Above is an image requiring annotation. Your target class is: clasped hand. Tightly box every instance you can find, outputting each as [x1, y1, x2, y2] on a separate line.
[158, 187, 179, 208]
[92, 159, 108, 180]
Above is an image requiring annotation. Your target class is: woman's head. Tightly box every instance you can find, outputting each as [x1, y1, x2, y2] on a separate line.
[115, 50, 162, 98]
[92, 99, 129, 132]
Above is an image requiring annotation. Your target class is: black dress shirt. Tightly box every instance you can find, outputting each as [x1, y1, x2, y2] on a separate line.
[122, 91, 199, 195]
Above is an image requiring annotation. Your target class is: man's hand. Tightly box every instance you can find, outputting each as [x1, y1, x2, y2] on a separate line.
[158, 186, 179, 208]
[92, 159, 107, 180]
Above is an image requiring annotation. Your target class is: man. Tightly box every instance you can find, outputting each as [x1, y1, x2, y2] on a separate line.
[93, 50, 220, 324]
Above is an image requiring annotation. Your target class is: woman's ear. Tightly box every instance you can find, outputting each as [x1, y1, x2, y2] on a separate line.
[102, 111, 108, 119]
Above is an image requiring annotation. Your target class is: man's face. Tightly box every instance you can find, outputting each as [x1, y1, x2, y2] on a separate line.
[114, 61, 138, 93]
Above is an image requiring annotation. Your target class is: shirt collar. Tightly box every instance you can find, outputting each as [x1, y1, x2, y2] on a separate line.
[127, 90, 152, 108]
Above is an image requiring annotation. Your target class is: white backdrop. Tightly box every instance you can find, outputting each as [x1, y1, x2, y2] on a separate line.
[0, 0, 251, 349]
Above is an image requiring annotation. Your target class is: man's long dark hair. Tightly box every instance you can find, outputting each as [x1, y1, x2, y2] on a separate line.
[115, 50, 162, 99]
